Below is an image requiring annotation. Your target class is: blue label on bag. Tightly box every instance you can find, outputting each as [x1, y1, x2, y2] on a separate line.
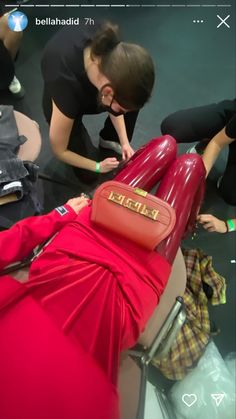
[55, 206, 68, 216]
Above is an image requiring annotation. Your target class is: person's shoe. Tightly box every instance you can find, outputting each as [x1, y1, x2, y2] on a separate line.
[99, 137, 122, 155]
[186, 145, 198, 154]
[8, 76, 25, 98]
[216, 175, 223, 189]
[186, 144, 205, 156]
[186, 140, 209, 156]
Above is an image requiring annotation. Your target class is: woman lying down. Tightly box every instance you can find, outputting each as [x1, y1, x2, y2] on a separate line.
[0, 136, 206, 419]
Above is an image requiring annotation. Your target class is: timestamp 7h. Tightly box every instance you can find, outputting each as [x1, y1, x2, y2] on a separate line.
[84, 17, 95, 26]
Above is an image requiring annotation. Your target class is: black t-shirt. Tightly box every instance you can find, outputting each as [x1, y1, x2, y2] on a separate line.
[221, 99, 236, 139]
[225, 106, 236, 139]
[41, 24, 104, 120]
[226, 115, 236, 138]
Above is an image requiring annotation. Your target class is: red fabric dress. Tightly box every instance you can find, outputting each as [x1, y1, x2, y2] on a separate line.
[0, 203, 170, 417]
[0, 275, 119, 419]
[0, 136, 206, 419]
[0, 205, 118, 419]
[27, 204, 171, 383]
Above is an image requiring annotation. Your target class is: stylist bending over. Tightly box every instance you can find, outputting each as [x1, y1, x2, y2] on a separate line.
[41, 21, 155, 174]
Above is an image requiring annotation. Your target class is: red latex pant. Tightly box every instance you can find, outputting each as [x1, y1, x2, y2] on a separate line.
[115, 135, 206, 263]
[0, 136, 206, 419]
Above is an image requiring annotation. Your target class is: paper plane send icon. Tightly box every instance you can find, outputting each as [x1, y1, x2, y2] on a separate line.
[211, 394, 225, 407]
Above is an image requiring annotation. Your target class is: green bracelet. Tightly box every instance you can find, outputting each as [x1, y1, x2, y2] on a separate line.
[226, 219, 235, 232]
[95, 162, 100, 174]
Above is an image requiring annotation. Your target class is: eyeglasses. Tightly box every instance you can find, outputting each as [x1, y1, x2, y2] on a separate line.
[106, 96, 126, 117]
[99, 84, 126, 117]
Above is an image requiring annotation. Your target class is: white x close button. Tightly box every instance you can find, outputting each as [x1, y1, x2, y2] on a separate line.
[217, 15, 230, 29]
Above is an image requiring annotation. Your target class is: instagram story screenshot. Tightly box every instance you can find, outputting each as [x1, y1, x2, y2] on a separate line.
[0, 1, 235, 419]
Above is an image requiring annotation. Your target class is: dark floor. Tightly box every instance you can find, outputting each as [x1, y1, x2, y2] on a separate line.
[1, 0, 236, 402]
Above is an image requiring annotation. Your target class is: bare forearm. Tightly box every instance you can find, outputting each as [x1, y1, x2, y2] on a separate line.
[51, 139, 119, 173]
[53, 147, 97, 172]
[49, 102, 119, 173]
[202, 140, 222, 177]
[109, 114, 129, 145]
[202, 126, 234, 177]
[49, 101, 97, 171]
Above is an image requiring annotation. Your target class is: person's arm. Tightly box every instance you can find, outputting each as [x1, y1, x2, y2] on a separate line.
[197, 214, 236, 233]
[202, 126, 235, 177]
[50, 101, 119, 173]
[0, 196, 89, 270]
[109, 114, 135, 160]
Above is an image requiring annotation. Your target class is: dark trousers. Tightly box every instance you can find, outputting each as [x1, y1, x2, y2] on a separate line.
[0, 40, 14, 90]
[42, 87, 139, 145]
[161, 100, 236, 206]
[99, 110, 139, 143]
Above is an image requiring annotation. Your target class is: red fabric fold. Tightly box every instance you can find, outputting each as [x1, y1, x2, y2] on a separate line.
[0, 283, 119, 419]
[27, 206, 171, 384]
[0, 275, 27, 310]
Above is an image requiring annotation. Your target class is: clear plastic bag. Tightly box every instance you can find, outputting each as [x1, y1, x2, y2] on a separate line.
[169, 341, 236, 419]
[225, 352, 236, 382]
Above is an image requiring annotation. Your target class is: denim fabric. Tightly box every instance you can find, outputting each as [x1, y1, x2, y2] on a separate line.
[21, 162, 43, 214]
[0, 158, 40, 200]
[0, 158, 28, 198]
[0, 106, 43, 226]
[0, 158, 28, 183]
[0, 190, 42, 230]
[0, 105, 27, 158]
[0, 160, 42, 228]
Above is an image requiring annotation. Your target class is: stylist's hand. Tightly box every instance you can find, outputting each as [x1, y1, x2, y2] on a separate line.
[122, 143, 135, 161]
[66, 195, 89, 214]
[100, 157, 119, 173]
[197, 214, 227, 233]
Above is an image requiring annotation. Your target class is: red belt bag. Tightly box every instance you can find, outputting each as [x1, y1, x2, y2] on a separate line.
[91, 181, 176, 250]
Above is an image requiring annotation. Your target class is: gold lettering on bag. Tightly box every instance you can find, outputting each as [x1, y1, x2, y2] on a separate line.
[140, 205, 159, 220]
[124, 198, 142, 213]
[108, 192, 125, 205]
[108, 191, 158, 221]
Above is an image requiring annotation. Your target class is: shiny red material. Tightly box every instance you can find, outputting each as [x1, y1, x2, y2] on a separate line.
[0, 136, 206, 419]
[155, 154, 206, 263]
[115, 136, 177, 190]
[116, 138, 206, 263]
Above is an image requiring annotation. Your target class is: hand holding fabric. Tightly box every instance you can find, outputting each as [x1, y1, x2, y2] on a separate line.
[100, 157, 119, 173]
[122, 143, 135, 161]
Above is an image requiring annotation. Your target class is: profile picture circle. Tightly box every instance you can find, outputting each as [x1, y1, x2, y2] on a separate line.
[8, 11, 28, 32]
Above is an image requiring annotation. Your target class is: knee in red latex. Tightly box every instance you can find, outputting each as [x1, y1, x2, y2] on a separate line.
[155, 154, 206, 263]
[115, 135, 177, 191]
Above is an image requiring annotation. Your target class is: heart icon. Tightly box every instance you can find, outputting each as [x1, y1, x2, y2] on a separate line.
[182, 394, 197, 407]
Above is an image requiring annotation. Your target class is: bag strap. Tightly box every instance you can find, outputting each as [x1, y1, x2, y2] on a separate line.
[0, 234, 57, 277]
